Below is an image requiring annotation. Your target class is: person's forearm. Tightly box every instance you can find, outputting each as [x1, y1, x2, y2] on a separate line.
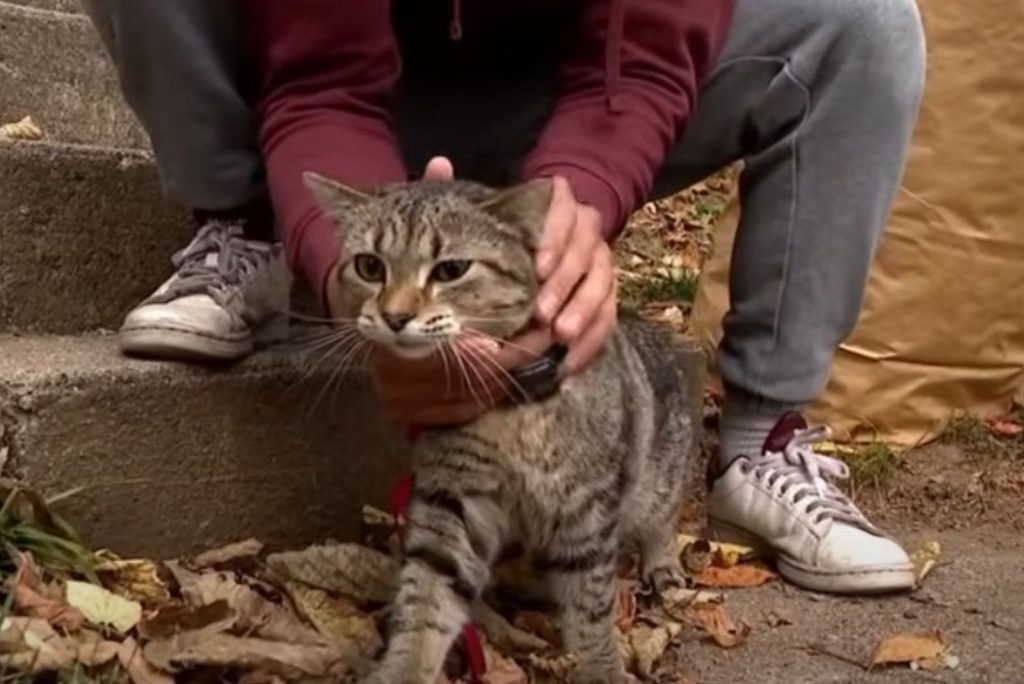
[524, 0, 734, 239]
[241, 0, 408, 295]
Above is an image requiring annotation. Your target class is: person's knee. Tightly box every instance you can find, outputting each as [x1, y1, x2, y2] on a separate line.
[818, 0, 926, 106]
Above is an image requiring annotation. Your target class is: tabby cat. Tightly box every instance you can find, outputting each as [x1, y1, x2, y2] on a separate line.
[305, 172, 695, 684]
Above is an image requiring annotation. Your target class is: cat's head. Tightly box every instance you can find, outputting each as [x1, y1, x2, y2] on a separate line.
[305, 173, 552, 360]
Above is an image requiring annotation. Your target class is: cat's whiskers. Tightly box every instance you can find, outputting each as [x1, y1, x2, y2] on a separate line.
[452, 341, 499, 409]
[449, 343, 488, 411]
[293, 326, 365, 383]
[286, 309, 362, 326]
[308, 335, 373, 414]
[462, 328, 545, 360]
[433, 341, 455, 399]
[459, 342, 531, 404]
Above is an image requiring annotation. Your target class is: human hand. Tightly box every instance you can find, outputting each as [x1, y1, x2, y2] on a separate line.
[534, 177, 617, 375]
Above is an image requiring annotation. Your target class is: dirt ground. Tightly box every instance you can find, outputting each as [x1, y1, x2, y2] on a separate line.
[666, 427, 1024, 684]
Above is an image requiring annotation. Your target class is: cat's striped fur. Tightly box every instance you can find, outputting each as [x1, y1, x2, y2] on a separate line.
[305, 174, 694, 684]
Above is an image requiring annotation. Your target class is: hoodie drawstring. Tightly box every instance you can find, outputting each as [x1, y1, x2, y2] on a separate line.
[446, 0, 624, 112]
[604, 0, 626, 113]
[450, 0, 463, 41]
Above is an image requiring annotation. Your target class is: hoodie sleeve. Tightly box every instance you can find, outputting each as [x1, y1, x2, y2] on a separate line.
[522, 0, 734, 239]
[242, 0, 408, 295]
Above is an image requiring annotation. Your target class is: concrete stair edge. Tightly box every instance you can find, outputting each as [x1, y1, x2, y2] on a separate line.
[0, 332, 410, 557]
[0, 139, 190, 335]
[0, 1, 146, 149]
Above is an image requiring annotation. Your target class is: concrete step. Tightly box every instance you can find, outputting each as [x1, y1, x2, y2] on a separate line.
[5, 0, 80, 13]
[0, 1, 145, 149]
[0, 333, 409, 558]
[0, 140, 190, 334]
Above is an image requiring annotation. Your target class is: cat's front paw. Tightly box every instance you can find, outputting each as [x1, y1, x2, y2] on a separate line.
[645, 561, 690, 596]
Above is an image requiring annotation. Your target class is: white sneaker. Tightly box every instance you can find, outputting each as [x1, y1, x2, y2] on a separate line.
[706, 412, 914, 594]
[119, 221, 292, 361]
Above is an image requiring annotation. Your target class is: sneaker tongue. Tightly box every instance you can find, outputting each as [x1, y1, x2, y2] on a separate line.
[762, 411, 809, 453]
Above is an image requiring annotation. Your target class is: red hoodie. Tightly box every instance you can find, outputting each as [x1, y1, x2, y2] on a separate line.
[243, 1, 734, 297]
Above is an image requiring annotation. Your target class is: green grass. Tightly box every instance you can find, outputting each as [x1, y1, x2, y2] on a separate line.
[940, 411, 1024, 460]
[620, 271, 700, 310]
[841, 442, 902, 491]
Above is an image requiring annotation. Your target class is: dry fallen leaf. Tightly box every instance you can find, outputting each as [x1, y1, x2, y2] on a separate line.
[143, 632, 344, 679]
[166, 562, 325, 645]
[513, 611, 561, 647]
[95, 553, 173, 608]
[0, 616, 76, 671]
[988, 418, 1023, 438]
[361, 504, 396, 528]
[118, 637, 175, 684]
[0, 115, 43, 141]
[871, 630, 950, 670]
[267, 544, 399, 604]
[73, 630, 120, 666]
[137, 599, 236, 641]
[627, 622, 681, 677]
[616, 580, 638, 633]
[695, 564, 776, 589]
[677, 534, 754, 566]
[65, 580, 142, 633]
[525, 652, 580, 681]
[764, 609, 793, 628]
[238, 672, 289, 684]
[686, 603, 751, 649]
[11, 552, 86, 632]
[658, 585, 723, 622]
[470, 602, 551, 656]
[283, 579, 382, 655]
[911, 541, 942, 586]
[192, 538, 265, 569]
[482, 644, 529, 684]
[681, 538, 713, 576]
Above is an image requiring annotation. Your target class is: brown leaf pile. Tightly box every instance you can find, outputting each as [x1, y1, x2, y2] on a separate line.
[0, 518, 782, 684]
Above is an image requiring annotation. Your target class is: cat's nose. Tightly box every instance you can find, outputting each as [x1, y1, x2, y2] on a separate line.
[382, 312, 415, 332]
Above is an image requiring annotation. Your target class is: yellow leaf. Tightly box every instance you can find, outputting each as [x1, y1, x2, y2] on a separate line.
[676, 534, 754, 565]
[65, 580, 142, 633]
[95, 553, 173, 608]
[871, 630, 948, 669]
[911, 541, 942, 585]
[0, 116, 43, 141]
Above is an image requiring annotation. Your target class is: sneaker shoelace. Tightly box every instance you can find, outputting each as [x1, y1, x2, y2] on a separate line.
[150, 221, 275, 305]
[742, 425, 881, 535]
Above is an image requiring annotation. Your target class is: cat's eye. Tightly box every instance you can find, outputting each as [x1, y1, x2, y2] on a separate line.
[430, 260, 472, 283]
[353, 254, 386, 283]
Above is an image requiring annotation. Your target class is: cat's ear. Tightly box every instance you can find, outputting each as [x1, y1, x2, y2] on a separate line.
[303, 171, 371, 219]
[476, 178, 554, 247]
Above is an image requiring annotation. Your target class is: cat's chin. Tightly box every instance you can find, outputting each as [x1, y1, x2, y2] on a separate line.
[385, 342, 438, 361]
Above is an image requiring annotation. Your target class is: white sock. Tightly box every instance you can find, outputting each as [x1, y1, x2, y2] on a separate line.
[719, 386, 805, 467]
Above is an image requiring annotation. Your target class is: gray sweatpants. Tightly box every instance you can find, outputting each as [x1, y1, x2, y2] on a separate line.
[81, 0, 926, 406]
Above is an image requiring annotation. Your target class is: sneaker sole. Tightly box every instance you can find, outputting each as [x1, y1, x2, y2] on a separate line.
[119, 326, 253, 362]
[708, 518, 915, 595]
